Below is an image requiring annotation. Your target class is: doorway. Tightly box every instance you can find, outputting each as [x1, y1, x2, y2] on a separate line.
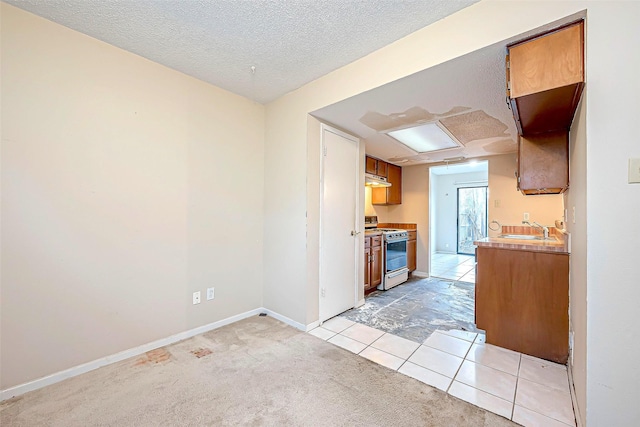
[457, 186, 488, 255]
[318, 124, 360, 323]
[429, 160, 488, 281]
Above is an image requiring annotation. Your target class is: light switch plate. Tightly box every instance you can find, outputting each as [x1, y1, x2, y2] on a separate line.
[629, 158, 640, 183]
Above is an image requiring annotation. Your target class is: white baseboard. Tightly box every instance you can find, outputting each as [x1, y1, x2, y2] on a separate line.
[411, 270, 429, 278]
[304, 320, 320, 332]
[0, 307, 288, 402]
[261, 308, 306, 331]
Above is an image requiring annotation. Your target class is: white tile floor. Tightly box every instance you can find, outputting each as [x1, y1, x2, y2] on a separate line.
[309, 318, 576, 427]
[430, 252, 476, 282]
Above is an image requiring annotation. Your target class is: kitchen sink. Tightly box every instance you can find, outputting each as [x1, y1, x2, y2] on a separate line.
[498, 234, 545, 240]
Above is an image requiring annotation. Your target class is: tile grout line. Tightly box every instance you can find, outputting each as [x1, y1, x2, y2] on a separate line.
[510, 353, 523, 420]
[445, 333, 475, 394]
[516, 357, 577, 425]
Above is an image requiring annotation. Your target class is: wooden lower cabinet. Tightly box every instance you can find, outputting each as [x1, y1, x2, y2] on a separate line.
[364, 236, 382, 292]
[407, 231, 417, 272]
[475, 246, 569, 363]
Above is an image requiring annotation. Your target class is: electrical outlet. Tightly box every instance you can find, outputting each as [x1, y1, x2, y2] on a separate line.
[206, 287, 215, 300]
[193, 291, 201, 305]
[321, 288, 326, 297]
[523, 212, 529, 221]
[494, 199, 501, 208]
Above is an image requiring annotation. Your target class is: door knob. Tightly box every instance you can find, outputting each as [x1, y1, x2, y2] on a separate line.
[351, 230, 361, 236]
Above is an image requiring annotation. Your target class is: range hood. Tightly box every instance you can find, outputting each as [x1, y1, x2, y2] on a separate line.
[365, 173, 392, 187]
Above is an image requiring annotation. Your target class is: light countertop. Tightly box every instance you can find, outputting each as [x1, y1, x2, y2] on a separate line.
[475, 226, 569, 254]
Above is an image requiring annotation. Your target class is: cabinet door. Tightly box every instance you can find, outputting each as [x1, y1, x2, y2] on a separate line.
[517, 131, 569, 194]
[509, 22, 584, 98]
[386, 164, 402, 205]
[365, 156, 378, 175]
[371, 244, 382, 286]
[376, 160, 388, 178]
[364, 246, 371, 290]
[407, 239, 417, 272]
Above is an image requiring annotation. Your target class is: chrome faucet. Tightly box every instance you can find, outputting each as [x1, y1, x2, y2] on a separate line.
[523, 220, 549, 239]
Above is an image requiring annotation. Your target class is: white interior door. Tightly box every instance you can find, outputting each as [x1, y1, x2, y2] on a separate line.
[319, 125, 359, 323]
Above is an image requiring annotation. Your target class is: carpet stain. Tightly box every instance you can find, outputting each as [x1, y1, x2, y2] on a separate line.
[0, 395, 22, 412]
[134, 348, 171, 366]
[190, 347, 212, 358]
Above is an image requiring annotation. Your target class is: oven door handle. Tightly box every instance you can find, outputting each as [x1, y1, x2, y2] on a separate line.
[385, 237, 408, 243]
[387, 268, 408, 279]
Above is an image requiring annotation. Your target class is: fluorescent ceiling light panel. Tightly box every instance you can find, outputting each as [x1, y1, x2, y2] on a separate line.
[386, 122, 462, 153]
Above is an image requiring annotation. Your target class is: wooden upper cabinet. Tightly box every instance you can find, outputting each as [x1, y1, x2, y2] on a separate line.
[365, 155, 388, 178]
[372, 163, 402, 205]
[386, 164, 401, 204]
[507, 21, 584, 135]
[517, 131, 569, 195]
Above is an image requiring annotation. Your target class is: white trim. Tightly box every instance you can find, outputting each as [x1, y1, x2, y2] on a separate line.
[356, 298, 365, 308]
[1, 307, 273, 401]
[411, 270, 430, 278]
[304, 320, 321, 332]
[261, 308, 306, 331]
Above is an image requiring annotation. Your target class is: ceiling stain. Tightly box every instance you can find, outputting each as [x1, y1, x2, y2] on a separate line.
[363, 107, 517, 164]
[439, 110, 509, 144]
[483, 138, 516, 154]
[359, 106, 471, 132]
[388, 153, 432, 163]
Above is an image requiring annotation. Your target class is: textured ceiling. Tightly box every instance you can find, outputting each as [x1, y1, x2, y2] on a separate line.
[312, 12, 584, 166]
[6, 0, 478, 104]
[312, 41, 519, 166]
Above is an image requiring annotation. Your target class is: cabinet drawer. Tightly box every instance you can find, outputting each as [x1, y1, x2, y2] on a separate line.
[371, 236, 382, 247]
[407, 230, 417, 241]
[365, 236, 371, 249]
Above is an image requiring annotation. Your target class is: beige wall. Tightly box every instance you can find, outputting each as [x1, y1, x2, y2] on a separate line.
[1, 4, 264, 389]
[487, 154, 564, 233]
[4, 1, 640, 422]
[583, 3, 640, 424]
[264, 1, 587, 328]
[371, 154, 563, 274]
[566, 91, 587, 424]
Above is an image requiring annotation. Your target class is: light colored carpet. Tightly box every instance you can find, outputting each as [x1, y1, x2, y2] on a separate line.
[1, 315, 516, 426]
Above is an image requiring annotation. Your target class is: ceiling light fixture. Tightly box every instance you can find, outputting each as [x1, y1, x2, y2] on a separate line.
[443, 156, 466, 162]
[385, 121, 463, 154]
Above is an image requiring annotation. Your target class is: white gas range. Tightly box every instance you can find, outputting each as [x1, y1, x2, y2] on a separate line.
[365, 216, 409, 290]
